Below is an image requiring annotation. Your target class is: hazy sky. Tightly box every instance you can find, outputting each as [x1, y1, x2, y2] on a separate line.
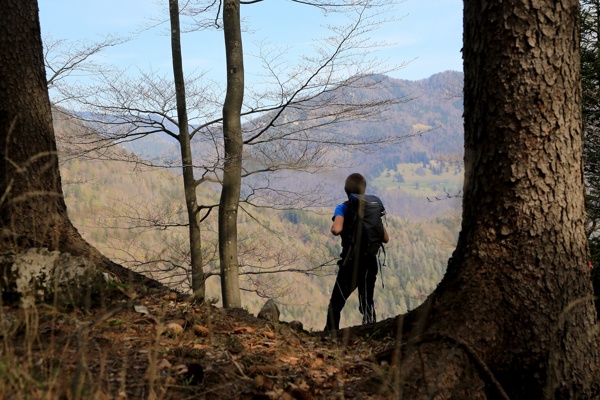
[38, 0, 463, 86]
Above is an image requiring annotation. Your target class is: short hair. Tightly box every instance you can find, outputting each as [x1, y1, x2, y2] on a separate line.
[344, 173, 367, 196]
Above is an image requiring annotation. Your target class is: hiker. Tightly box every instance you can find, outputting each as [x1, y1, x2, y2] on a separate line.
[324, 173, 389, 332]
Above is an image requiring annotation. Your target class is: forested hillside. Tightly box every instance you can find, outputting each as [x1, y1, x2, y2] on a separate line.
[53, 71, 464, 330]
[343, 71, 464, 168]
[119, 71, 465, 221]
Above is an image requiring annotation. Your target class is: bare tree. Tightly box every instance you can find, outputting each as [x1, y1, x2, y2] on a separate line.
[220, 0, 245, 307]
[50, 0, 415, 306]
[169, 0, 206, 299]
[43, 34, 128, 106]
[208, 0, 413, 307]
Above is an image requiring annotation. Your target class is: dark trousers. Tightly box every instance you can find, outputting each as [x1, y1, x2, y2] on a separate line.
[324, 254, 378, 331]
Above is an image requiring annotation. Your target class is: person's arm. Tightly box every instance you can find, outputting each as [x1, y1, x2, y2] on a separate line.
[383, 228, 390, 243]
[331, 215, 344, 236]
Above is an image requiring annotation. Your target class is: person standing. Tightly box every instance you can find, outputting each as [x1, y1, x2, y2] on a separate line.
[324, 173, 389, 331]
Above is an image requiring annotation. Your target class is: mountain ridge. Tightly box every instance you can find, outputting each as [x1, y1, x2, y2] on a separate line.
[121, 70, 464, 172]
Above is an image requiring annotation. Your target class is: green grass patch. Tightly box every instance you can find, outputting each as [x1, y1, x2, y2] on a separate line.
[372, 162, 463, 197]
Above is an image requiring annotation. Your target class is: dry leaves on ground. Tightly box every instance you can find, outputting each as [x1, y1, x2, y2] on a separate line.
[0, 288, 401, 399]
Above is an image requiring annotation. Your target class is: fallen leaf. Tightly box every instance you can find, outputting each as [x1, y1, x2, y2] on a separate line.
[157, 359, 172, 370]
[133, 305, 149, 315]
[310, 358, 324, 368]
[263, 331, 276, 339]
[233, 326, 255, 334]
[279, 356, 300, 365]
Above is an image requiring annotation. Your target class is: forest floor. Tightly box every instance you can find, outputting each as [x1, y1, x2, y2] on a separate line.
[0, 284, 403, 400]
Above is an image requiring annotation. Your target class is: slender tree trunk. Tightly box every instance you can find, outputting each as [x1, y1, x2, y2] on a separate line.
[370, 1, 600, 398]
[169, 0, 205, 300]
[219, 0, 243, 308]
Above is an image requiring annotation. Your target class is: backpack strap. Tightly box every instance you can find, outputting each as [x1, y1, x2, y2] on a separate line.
[378, 245, 386, 288]
[340, 199, 357, 265]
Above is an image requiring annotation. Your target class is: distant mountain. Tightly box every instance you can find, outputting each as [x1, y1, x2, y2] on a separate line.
[58, 71, 465, 223]
[110, 71, 465, 221]
[116, 71, 464, 175]
[338, 71, 464, 179]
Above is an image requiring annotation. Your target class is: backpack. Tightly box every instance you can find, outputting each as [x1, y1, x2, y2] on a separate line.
[342, 194, 386, 262]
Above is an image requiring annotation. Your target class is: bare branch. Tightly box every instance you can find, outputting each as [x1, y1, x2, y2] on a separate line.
[43, 34, 130, 105]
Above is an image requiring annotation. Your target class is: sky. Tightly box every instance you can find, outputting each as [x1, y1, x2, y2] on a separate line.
[38, 0, 463, 87]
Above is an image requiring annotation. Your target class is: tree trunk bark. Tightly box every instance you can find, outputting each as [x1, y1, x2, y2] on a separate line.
[356, 1, 600, 398]
[219, 0, 243, 308]
[169, 0, 205, 301]
[0, 0, 74, 249]
[0, 0, 167, 305]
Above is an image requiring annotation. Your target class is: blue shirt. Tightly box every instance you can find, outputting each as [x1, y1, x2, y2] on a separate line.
[332, 203, 348, 220]
[333, 203, 352, 257]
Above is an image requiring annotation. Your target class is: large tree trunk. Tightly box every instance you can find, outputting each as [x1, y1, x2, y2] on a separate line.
[169, 0, 205, 301]
[360, 1, 600, 398]
[0, 0, 165, 305]
[0, 0, 75, 250]
[218, 0, 243, 308]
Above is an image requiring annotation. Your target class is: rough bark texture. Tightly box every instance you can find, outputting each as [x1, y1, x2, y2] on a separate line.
[0, 0, 167, 305]
[0, 0, 71, 249]
[219, 0, 244, 308]
[169, 0, 205, 301]
[455, 2, 599, 396]
[344, 1, 600, 398]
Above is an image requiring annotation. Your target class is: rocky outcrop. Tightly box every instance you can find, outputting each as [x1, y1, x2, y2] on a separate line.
[0, 248, 105, 308]
[257, 299, 280, 323]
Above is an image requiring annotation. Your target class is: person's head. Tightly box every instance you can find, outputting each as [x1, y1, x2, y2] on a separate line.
[344, 173, 367, 197]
